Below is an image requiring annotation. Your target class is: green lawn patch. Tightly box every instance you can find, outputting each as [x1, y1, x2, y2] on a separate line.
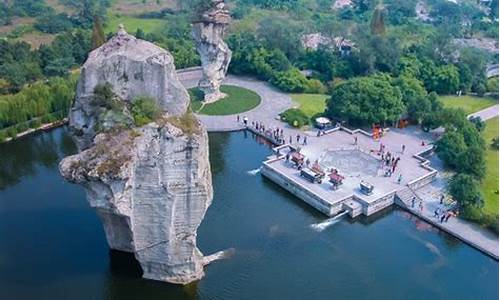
[439, 95, 497, 115]
[481, 117, 499, 217]
[290, 93, 328, 118]
[104, 14, 166, 34]
[189, 85, 261, 116]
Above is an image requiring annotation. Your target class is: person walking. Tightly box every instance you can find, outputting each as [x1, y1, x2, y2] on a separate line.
[401, 144, 405, 154]
[303, 136, 307, 145]
[440, 194, 445, 204]
[411, 197, 416, 208]
[237, 115, 240, 123]
[296, 134, 300, 143]
[434, 207, 440, 218]
[418, 201, 424, 213]
[397, 174, 403, 184]
[354, 136, 358, 145]
[445, 212, 453, 222]
[289, 135, 292, 144]
[440, 213, 446, 223]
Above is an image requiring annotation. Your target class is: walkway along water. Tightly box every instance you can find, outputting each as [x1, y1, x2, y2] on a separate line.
[179, 73, 499, 261]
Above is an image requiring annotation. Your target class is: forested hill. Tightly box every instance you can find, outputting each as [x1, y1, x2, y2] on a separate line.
[0, 0, 498, 139]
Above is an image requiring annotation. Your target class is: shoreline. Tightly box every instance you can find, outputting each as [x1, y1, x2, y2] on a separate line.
[1, 118, 68, 143]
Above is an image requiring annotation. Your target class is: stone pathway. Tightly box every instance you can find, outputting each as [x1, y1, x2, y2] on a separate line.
[181, 74, 499, 260]
[411, 173, 499, 259]
[182, 75, 293, 132]
[468, 104, 499, 121]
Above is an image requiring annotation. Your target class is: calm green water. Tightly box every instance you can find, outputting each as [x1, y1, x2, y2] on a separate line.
[0, 128, 498, 300]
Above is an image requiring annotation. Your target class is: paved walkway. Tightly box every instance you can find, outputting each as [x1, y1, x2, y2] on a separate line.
[411, 170, 499, 259]
[182, 75, 293, 132]
[468, 104, 499, 121]
[182, 74, 499, 260]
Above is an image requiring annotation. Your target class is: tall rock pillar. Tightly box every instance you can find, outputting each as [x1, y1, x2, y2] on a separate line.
[192, 0, 232, 103]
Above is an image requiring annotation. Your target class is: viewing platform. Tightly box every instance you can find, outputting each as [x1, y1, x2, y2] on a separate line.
[259, 127, 438, 219]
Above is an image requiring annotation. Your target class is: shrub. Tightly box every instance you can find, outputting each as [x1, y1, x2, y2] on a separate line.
[15, 123, 28, 133]
[305, 79, 327, 94]
[6, 126, 17, 138]
[165, 111, 200, 135]
[491, 137, 499, 150]
[131, 96, 161, 126]
[280, 108, 309, 128]
[487, 76, 498, 93]
[29, 119, 41, 129]
[271, 68, 309, 93]
[92, 83, 122, 111]
[469, 116, 485, 132]
[0, 130, 7, 142]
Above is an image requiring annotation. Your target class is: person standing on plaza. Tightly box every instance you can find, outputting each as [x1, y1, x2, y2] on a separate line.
[401, 144, 405, 154]
[397, 174, 403, 184]
[296, 134, 300, 143]
[303, 136, 307, 145]
[411, 196, 416, 208]
[419, 201, 424, 213]
[237, 115, 240, 123]
[354, 136, 358, 145]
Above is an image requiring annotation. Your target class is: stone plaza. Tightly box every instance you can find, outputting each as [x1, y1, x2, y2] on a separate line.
[261, 126, 437, 218]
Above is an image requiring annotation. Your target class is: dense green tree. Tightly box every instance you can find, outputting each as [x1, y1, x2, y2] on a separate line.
[425, 64, 460, 94]
[435, 130, 468, 169]
[449, 173, 484, 209]
[0, 76, 76, 130]
[384, 0, 417, 25]
[271, 68, 309, 92]
[326, 75, 404, 126]
[257, 16, 303, 61]
[34, 12, 74, 34]
[393, 75, 430, 122]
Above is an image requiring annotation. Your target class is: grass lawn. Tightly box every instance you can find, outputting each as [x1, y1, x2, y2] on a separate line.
[439, 95, 497, 115]
[104, 14, 166, 34]
[290, 94, 329, 118]
[189, 85, 261, 115]
[481, 117, 499, 217]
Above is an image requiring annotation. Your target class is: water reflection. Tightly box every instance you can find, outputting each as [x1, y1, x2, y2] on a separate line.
[0, 127, 76, 189]
[0, 128, 497, 300]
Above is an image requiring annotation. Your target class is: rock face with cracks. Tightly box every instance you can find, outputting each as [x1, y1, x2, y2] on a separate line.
[71, 25, 190, 150]
[192, 0, 232, 103]
[59, 27, 218, 284]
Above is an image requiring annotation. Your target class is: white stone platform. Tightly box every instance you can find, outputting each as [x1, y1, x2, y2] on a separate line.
[261, 128, 437, 218]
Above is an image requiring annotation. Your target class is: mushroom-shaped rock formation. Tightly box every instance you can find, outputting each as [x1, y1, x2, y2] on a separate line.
[192, 0, 232, 103]
[59, 26, 219, 284]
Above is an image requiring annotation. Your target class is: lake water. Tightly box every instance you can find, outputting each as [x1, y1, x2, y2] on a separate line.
[0, 128, 498, 300]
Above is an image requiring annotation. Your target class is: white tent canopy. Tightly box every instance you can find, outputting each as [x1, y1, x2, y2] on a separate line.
[315, 117, 331, 125]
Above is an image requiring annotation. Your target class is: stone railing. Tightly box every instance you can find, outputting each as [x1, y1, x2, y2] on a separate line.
[407, 146, 438, 190]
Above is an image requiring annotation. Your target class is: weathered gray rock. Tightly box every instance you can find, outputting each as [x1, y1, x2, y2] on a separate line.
[71, 25, 190, 150]
[60, 122, 213, 284]
[192, 0, 232, 103]
[60, 26, 218, 284]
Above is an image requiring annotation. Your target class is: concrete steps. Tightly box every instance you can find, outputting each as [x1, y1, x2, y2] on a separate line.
[395, 187, 420, 208]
